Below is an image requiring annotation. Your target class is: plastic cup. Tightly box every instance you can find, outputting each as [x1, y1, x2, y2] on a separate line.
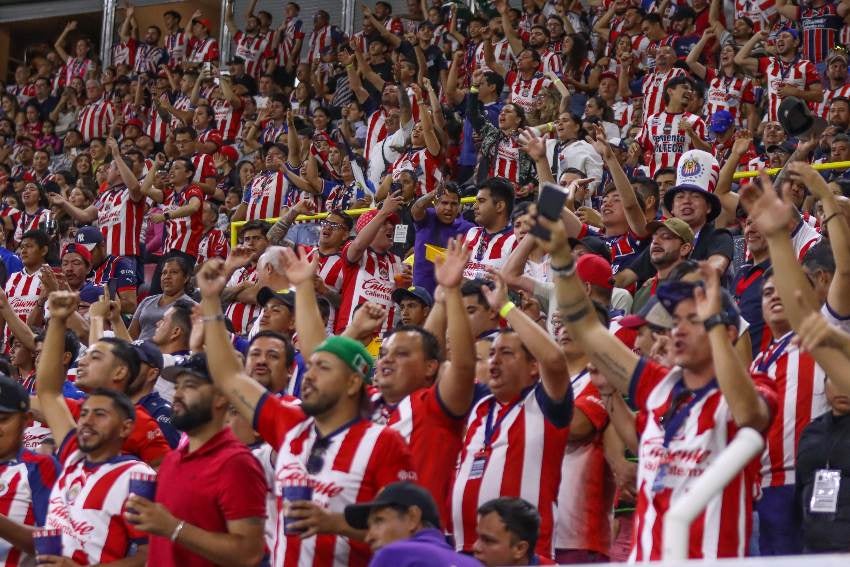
[282, 484, 313, 536]
[33, 528, 62, 560]
[128, 472, 157, 514]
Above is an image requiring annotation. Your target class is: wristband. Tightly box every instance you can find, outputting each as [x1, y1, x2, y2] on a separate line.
[202, 314, 226, 323]
[551, 261, 576, 278]
[547, 122, 555, 133]
[823, 212, 843, 226]
[562, 305, 590, 323]
[702, 313, 728, 332]
[499, 301, 516, 318]
[171, 520, 185, 542]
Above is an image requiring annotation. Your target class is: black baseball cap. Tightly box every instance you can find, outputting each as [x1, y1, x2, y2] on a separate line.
[568, 236, 612, 262]
[161, 353, 212, 383]
[344, 482, 441, 530]
[257, 287, 295, 309]
[0, 374, 29, 413]
[656, 281, 740, 328]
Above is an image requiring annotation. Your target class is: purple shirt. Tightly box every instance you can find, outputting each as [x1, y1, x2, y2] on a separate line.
[413, 208, 474, 295]
[370, 529, 483, 567]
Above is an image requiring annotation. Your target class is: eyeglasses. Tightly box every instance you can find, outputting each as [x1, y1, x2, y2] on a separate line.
[320, 220, 347, 231]
[305, 437, 331, 474]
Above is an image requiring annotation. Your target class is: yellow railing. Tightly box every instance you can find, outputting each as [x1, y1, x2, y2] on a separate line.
[230, 160, 850, 247]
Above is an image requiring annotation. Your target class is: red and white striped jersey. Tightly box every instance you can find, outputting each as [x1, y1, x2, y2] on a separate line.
[306, 24, 336, 65]
[539, 49, 562, 75]
[555, 371, 613, 555]
[703, 68, 755, 127]
[5, 269, 41, 346]
[243, 170, 289, 221]
[0, 449, 58, 566]
[190, 152, 217, 185]
[462, 226, 517, 280]
[254, 394, 416, 567]
[94, 184, 145, 257]
[451, 383, 571, 557]
[162, 184, 205, 258]
[225, 265, 260, 335]
[0, 204, 20, 235]
[197, 227, 229, 265]
[506, 71, 553, 114]
[474, 38, 512, 74]
[133, 43, 166, 76]
[373, 385, 465, 527]
[275, 17, 305, 67]
[233, 31, 273, 78]
[735, 0, 778, 33]
[46, 434, 154, 565]
[172, 93, 194, 130]
[188, 36, 220, 65]
[165, 31, 188, 67]
[112, 39, 136, 69]
[145, 98, 170, 144]
[791, 219, 821, 261]
[389, 146, 441, 199]
[630, 359, 778, 560]
[758, 56, 820, 122]
[12, 209, 47, 245]
[305, 248, 344, 333]
[491, 136, 523, 184]
[334, 241, 403, 336]
[61, 58, 94, 88]
[197, 127, 221, 150]
[364, 109, 388, 159]
[750, 332, 828, 488]
[212, 99, 243, 143]
[814, 83, 850, 118]
[638, 111, 707, 176]
[78, 96, 114, 142]
[260, 120, 287, 145]
[641, 67, 686, 120]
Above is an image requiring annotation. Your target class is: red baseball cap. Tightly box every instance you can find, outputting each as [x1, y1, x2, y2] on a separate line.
[123, 118, 143, 132]
[194, 17, 212, 30]
[219, 145, 238, 162]
[355, 208, 400, 233]
[577, 254, 613, 290]
[61, 242, 93, 265]
[205, 130, 223, 148]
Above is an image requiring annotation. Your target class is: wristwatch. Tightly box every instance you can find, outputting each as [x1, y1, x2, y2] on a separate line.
[702, 313, 727, 332]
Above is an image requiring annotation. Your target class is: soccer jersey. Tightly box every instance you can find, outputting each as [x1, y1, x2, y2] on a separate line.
[462, 226, 517, 280]
[78, 96, 114, 142]
[814, 84, 850, 118]
[757, 56, 819, 122]
[506, 71, 553, 114]
[275, 17, 305, 68]
[638, 111, 707, 175]
[94, 184, 145, 257]
[254, 393, 416, 567]
[629, 358, 778, 560]
[242, 170, 290, 221]
[162, 184, 205, 258]
[451, 383, 573, 557]
[641, 68, 686, 120]
[46, 432, 153, 565]
[703, 68, 756, 127]
[751, 332, 828, 487]
[232, 31, 273, 78]
[197, 228, 229, 265]
[225, 265, 260, 335]
[334, 241, 403, 336]
[4, 268, 41, 346]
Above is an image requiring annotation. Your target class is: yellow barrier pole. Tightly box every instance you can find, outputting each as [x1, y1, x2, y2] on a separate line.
[230, 160, 850, 247]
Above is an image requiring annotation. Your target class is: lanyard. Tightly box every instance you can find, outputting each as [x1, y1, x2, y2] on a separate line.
[661, 378, 717, 449]
[777, 56, 798, 81]
[483, 386, 534, 449]
[474, 225, 511, 261]
[756, 332, 794, 373]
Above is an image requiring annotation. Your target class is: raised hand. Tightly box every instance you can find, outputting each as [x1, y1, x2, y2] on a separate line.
[434, 237, 471, 289]
[517, 128, 546, 161]
[89, 286, 113, 319]
[731, 130, 752, 157]
[65, 21, 78, 32]
[692, 261, 723, 322]
[197, 258, 228, 299]
[588, 123, 613, 159]
[739, 169, 793, 237]
[280, 247, 317, 286]
[47, 291, 79, 322]
[39, 266, 59, 293]
[481, 270, 509, 311]
[381, 191, 404, 215]
[106, 137, 120, 155]
[224, 245, 254, 273]
[786, 161, 833, 200]
[349, 301, 387, 338]
[533, 215, 572, 262]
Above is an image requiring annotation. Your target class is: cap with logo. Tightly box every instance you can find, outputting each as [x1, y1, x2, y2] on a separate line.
[131, 340, 164, 370]
[161, 353, 212, 383]
[75, 225, 104, 250]
[567, 236, 612, 262]
[355, 208, 400, 233]
[344, 482, 440, 530]
[313, 336, 374, 383]
[663, 149, 722, 223]
[257, 287, 296, 309]
[391, 286, 434, 307]
[656, 280, 740, 328]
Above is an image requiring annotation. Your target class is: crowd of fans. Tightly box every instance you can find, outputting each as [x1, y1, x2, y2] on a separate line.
[0, 0, 848, 564]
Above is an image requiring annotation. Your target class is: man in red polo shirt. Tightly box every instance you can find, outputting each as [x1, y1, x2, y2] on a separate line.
[125, 354, 267, 567]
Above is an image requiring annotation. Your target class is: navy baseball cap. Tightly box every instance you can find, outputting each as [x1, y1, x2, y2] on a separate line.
[76, 225, 104, 249]
[568, 236, 612, 262]
[131, 340, 164, 370]
[656, 281, 740, 328]
[0, 374, 29, 413]
[391, 286, 434, 307]
[257, 287, 295, 309]
[161, 353, 212, 383]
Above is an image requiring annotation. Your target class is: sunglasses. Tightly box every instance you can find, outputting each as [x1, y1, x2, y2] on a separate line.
[320, 220, 347, 231]
[305, 437, 331, 474]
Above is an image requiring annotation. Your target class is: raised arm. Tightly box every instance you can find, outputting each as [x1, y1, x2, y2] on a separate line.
[501, 232, 539, 294]
[283, 248, 326, 359]
[363, 5, 402, 49]
[415, 89, 441, 157]
[589, 124, 648, 237]
[139, 155, 165, 203]
[734, 30, 767, 75]
[483, 271, 571, 402]
[54, 21, 77, 63]
[119, 4, 136, 43]
[346, 192, 402, 263]
[107, 137, 141, 196]
[685, 29, 713, 80]
[225, 0, 239, 36]
[198, 260, 267, 423]
[36, 292, 80, 447]
[434, 239, 476, 415]
[495, 0, 524, 57]
[540, 216, 641, 394]
[445, 51, 466, 106]
[592, 3, 616, 41]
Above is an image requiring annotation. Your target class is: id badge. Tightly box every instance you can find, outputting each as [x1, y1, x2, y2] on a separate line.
[469, 451, 488, 480]
[810, 469, 841, 514]
[393, 224, 408, 244]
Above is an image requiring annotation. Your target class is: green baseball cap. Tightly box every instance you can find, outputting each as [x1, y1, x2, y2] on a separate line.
[314, 336, 374, 383]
